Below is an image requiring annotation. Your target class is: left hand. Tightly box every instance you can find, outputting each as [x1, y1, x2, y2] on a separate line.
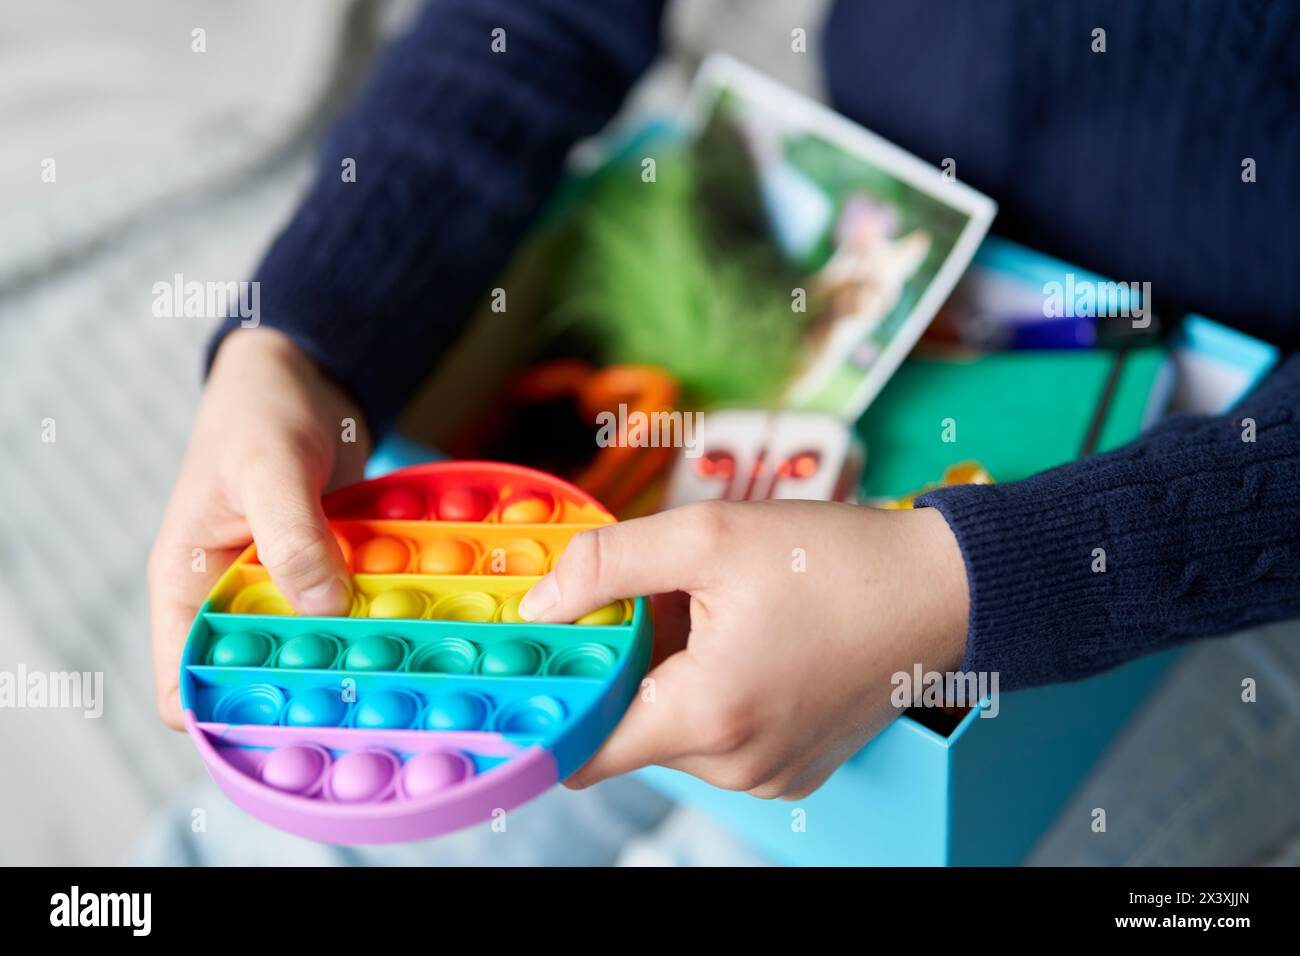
[518, 499, 970, 799]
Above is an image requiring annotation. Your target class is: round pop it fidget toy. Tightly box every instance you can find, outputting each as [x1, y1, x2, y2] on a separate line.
[179, 461, 650, 844]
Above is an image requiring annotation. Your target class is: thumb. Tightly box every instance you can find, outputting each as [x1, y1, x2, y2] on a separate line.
[239, 452, 352, 616]
[519, 502, 724, 623]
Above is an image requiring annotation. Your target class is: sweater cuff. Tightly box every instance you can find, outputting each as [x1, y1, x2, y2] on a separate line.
[915, 475, 1112, 690]
[203, 303, 388, 440]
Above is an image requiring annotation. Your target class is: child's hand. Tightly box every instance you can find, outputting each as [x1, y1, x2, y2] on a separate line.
[518, 500, 969, 799]
[147, 330, 370, 729]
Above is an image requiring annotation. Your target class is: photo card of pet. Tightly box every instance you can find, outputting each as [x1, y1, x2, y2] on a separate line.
[685, 54, 998, 419]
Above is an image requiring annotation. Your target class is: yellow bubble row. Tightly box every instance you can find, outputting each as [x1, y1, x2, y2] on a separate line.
[226, 579, 630, 626]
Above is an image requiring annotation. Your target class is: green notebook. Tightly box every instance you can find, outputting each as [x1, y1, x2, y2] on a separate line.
[855, 347, 1169, 498]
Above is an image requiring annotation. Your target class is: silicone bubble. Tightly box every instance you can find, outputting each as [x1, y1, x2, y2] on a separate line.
[213, 685, 285, 725]
[436, 485, 494, 522]
[486, 538, 547, 576]
[498, 491, 556, 524]
[277, 633, 340, 670]
[353, 690, 420, 730]
[375, 486, 426, 520]
[409, 637, 478, 675]
[355, 535, 412, 574]
[261, 745, 329, 795]
[417, 537, 478, 575]
[401, 751, 473, 799]
[429, 591, 496, 622]
[342, 634, 407, 672]
[209, 630, 273, 667]
[547, 643, 617, 679]
[422, 691, 490, 731]
[333, 531, 355, 572]
[284, 687, 349, 727]
[576, 601, 627, 626]
[496, 593, 526, 623]
[478, 640, 542, 677]
[495, 695, 566, 735]
[229, 581, 294, 616]
[328, 750, 398, 803]
[367, 588, 428, 620]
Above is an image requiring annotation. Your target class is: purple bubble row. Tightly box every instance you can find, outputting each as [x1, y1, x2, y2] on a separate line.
[260, 744, 475, 804]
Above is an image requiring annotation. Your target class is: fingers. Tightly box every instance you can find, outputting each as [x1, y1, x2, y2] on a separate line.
[149, 594, 203, 730]
[238, 451, 352, 616]
[742, 749, 841, 802]
[570, 658, 831, 798]
[148, 571, 204, 730]
[565, 653, 702, 789]
[147, 533, 242, 730]
[518, 502, 730, 623]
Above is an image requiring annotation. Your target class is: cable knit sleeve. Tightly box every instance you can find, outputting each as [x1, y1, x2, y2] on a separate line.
[208, 0, 665, 436]
[917, 351, 1300, 689]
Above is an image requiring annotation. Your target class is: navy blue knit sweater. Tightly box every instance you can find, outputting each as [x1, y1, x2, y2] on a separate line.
[215, 0, 1300, 690]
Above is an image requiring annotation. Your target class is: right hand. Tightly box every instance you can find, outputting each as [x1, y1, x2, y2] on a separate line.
[147, 329, 372, 729]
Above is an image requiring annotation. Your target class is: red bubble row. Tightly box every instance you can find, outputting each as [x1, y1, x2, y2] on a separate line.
[362, 485, 559, 524]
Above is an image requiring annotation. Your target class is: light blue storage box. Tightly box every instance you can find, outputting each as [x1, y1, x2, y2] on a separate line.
[640, 650, 1178, 865]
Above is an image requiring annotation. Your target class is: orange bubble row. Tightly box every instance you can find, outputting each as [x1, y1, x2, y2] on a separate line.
[254, 531, 555, 577]
[341, 534, 552, 576]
